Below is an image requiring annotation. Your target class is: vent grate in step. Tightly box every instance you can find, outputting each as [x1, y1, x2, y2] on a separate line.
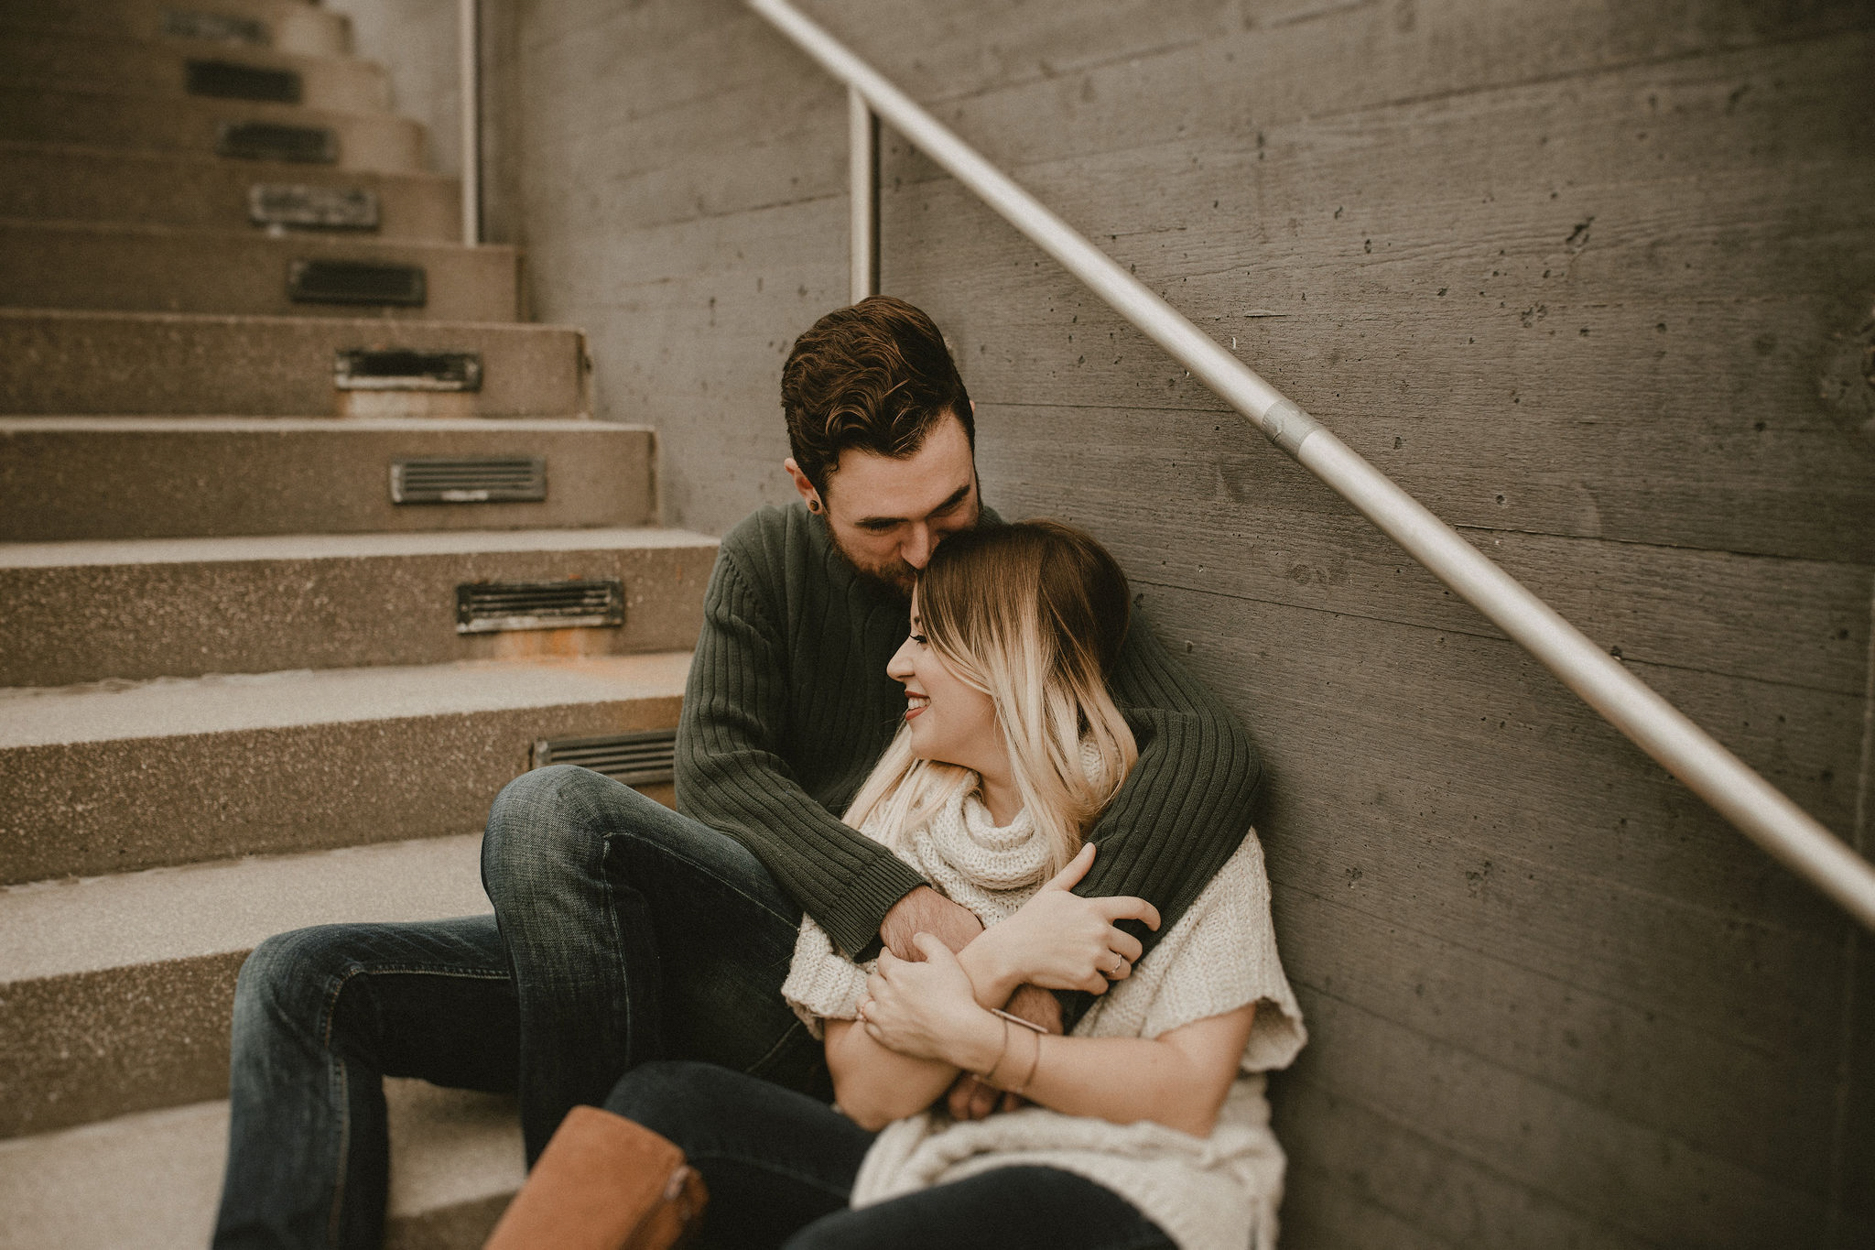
[187, 59, 300, 103]
[393, 456, 544, 504]
[532, 729, 677, 786]
[337, 349, 480, 391]
[164, 10, 270, 45]
[251, 185, 379, 231]
[218, 121, 336, 163]
[290, 260, 426, 306]
[457, 580, 624, 633]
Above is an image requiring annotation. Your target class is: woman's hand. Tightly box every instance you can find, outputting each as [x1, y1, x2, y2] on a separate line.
[965, 844, 1162, 998]
[861, 934, 1004, 1072]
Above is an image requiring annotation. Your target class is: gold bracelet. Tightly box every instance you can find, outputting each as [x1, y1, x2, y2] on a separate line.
[990, 1007, 1048, 1035]
[1009, 1024, 1042, 1096]
[978, 1016, 1012, 1084]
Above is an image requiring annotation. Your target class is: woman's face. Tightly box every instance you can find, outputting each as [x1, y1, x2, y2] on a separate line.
[886, 591, 1002, 775]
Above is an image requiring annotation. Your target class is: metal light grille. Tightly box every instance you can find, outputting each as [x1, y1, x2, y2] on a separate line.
[250, 184, 379, 231]
[164, 11, 270, 44]
[289, 260, 426, 306]
[456, 580, 624, 633]
[186, 59, 301, 103]
[337, 349, 481, 391]
[392, 457, 545, 504]
[217, 121, 337, 164]
[531, 729, 677, 787]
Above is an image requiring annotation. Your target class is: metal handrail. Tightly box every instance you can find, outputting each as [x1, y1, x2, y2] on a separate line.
[746, 0, 1875, 930]
[458, 0, 480, 246]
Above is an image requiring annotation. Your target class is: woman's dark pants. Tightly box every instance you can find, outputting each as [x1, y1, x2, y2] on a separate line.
[605, 1059, 1176, 1250]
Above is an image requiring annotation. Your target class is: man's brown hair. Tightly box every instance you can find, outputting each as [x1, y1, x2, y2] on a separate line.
[780, 295, 974, 495]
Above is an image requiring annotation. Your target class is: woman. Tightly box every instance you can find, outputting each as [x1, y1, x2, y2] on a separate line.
[498, 521, 1304, 1250]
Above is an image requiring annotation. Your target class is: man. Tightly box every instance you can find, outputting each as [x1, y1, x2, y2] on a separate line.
[212, 296, 1260, 1249]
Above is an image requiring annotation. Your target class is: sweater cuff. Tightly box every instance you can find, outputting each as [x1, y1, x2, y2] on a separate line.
[819, 853, 928, 959]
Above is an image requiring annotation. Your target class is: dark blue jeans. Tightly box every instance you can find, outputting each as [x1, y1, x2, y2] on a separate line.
[211, 766, 831, 1250]
[605, 1060, 1176, 1250]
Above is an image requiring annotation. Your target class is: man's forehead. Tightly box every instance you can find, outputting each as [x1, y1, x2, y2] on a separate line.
[827, 416, 975, 523]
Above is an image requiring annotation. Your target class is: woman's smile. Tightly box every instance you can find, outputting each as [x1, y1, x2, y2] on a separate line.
[885, 592, 1002, 781]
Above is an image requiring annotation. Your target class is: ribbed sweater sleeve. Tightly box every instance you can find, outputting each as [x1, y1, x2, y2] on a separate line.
[1063, 612, 1263, 1026]
[674, 516, 926, 957]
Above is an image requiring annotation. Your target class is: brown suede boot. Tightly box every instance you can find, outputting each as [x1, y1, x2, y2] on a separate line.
[483, 1106, 708, 1250]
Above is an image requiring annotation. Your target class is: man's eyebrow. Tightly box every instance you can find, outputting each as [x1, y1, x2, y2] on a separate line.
[853, 483, 972, 528]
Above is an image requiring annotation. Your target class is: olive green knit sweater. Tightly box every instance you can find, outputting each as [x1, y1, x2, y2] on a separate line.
[674, 503, 1262, 971]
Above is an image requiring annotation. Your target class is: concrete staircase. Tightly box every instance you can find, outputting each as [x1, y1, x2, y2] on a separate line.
[0, 2, 716, 1244]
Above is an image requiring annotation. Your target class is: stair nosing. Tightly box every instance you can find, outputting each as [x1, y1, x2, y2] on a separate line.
[0, 136, 458, 186]
[0, 526, 717, 568]
[0, 653, 693, 749]
[0, 833, 491, 982]
[0, 214, 517, 255]
[0, 306, 583, 334]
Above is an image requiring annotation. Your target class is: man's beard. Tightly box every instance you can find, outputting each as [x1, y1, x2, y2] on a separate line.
[829, 536, 917, 601]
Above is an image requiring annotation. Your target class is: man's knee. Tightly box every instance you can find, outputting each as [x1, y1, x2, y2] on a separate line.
[231, 925, 360, 1043]
[483, 765, 655, 905]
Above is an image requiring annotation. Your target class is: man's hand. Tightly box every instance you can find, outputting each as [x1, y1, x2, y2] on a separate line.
[881, 885, 982, 960]
[945, 983, 1063, 1120]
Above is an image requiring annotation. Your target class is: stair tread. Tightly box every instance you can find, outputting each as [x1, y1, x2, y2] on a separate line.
[0, 523, 710, 569]
[0, 77, 418, 126]
[0, 652, 694, 747]
[0, 1081, 522, 1250]
[0, 213, 507, 255]
[0, 833, 491, 981]
[0, 135, 455, 184]
[0, 416, 611, 431]
[0, 305, 577, 333]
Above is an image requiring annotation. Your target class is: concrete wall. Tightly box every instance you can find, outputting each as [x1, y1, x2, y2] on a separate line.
[488, 1, 1875, 1245]
[321, 0, 461, 177]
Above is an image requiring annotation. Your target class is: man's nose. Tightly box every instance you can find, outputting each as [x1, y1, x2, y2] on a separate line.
[901, 524, 935, 569]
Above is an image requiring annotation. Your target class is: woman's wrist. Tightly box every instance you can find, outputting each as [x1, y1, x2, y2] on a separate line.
[956, 928, 1021, 1008]
[946, 1004, 1009, 1074]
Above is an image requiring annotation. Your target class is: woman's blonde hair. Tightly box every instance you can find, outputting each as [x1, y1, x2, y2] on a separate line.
[844, 520, 1139, 873]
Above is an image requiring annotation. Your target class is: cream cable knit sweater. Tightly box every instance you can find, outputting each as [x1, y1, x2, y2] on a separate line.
[781, 780, 1307, 1250]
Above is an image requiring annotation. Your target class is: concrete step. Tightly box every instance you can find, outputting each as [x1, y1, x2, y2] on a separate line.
[0, 219, 517, 320]
[0, 651, 690, 885]
[0, 310, 589, 418]
[0, 1085, 519, 1249]
[0, 140, 460, 239]
[0, 832, 494, 1138]
[0, 28, 389, 114]
[0, 419, 650, 541]
[0, 527, 717, 686]
[0, 415, 638, 536]
[0, 82, 426, 171]
[0, 0, 353, 58]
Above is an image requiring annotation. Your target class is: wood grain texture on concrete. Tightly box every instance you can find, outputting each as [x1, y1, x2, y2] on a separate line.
[479, 0, 1875, 1243]
[0, 311, 590, 417]
[0, 653, 690, 883]
[0, 526, 717, 684]
[0, 420, 646, 542]
[0, 1081, 521, 1248]
[0, 83, 427, 171]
